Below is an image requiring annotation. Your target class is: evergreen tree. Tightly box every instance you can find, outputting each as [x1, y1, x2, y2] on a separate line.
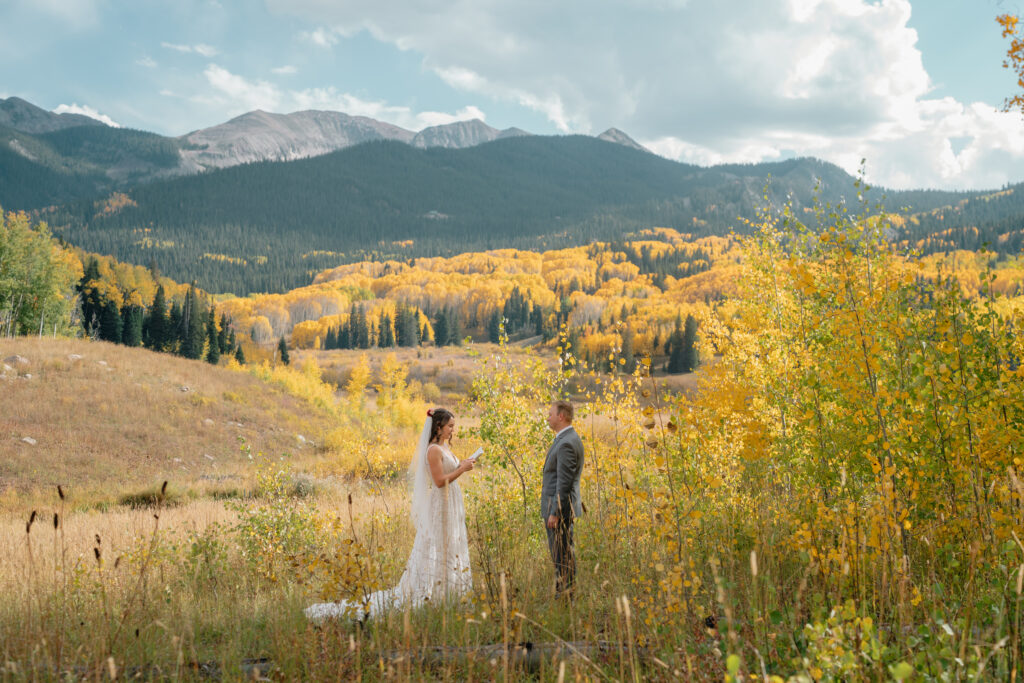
[206, 309, 220, 364]
[99, 299, 122, 343]
[349, 304, 370, 349]
[168, 299, 183, 352]
[682, 314, 699, 372]
[433, 309, 449, 346]
[179, 287, 205, 360]
[234, 344, 246, 364]
[145, 285, 169, 351]
[78, 258, 103, 337]
[488, 311, 502, 343]
[667, 314, 686, 374]
[447, 308, 462, 345]
[278, 336, 290, 365]
[121, 303, 143, 347]
[379, 313, 395, 347]
[217, 313, 230, 353]
[396, 304, 420, 347]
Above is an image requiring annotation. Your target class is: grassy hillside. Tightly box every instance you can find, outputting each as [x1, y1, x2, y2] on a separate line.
[0, 337, 339, 509]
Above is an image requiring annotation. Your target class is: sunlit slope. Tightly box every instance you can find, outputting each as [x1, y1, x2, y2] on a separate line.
[0, 338, 337, 505]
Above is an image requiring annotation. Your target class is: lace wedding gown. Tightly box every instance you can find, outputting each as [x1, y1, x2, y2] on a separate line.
[305, 444, 472, 621]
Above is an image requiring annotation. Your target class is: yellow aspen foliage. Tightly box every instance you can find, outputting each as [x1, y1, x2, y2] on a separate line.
[345, 354, 372, 407]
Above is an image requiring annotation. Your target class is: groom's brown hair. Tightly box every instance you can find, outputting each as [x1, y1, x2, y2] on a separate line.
[553, 399, 573, 422]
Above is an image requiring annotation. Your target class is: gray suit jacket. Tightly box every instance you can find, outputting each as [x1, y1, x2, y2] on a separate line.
[540, 425, 584, 521]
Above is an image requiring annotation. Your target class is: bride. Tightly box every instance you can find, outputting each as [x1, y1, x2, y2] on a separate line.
[305, 408, 476, 621]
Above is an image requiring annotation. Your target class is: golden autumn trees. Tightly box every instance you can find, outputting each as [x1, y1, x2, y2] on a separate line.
[1000, 14, 1024, 114]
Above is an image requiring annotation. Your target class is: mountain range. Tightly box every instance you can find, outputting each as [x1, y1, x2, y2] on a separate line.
[2, 95, 1022, 297]
[0, 95, 647, 209]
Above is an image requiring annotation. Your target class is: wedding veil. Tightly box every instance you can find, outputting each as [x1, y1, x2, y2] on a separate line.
[409, 415, 433, 532]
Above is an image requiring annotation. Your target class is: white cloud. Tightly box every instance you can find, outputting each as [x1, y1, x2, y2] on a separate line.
[272, 65, 298, 75]
[53, 103, 121, 127]
[268, 0, 1024, 189]
[136, 56, 158, 68]
[203, 65, 282, 112]
[162, 42, 219, 56]
[302, 27, 339, 47]
[290, 86, 485, 129]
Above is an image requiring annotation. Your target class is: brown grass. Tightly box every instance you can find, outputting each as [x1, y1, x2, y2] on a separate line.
[307, 342, 702, 404]
[0, 338, 340, 510]
[306, 343, 539, 403]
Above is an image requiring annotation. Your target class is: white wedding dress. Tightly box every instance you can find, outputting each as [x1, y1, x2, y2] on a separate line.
[305, 422, 472, 622]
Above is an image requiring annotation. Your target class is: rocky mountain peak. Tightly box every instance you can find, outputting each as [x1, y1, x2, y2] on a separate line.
[411, 119, 503, 149]
[178, 109, 416, 170]
[597, 128, 651, 154]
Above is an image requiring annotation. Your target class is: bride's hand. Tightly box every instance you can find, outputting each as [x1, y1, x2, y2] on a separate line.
[459, 459, 475, 472]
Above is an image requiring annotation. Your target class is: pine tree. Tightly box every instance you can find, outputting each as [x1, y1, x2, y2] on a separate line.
[99, 299, 123, 343]
[121, 303, 143, 347]
[278, 336, 290, 365]
[621, 326, 635, 373]
[169, 300, 183, 352]
[447, 308, 462, 345]
[206, 309, 220, 364]
[488, 311, 502, 343]
[146, 285, 169, 351]
[682, 314, 699, 372]
[78, 258, 103, 337]
[217, 313, 230, 353]
[433, 309, 449, 346]
[180, 287, 205, 360]
[380, 313, 395, 347]
[667, 314, 686, 374]
[234, 345, 246, 364]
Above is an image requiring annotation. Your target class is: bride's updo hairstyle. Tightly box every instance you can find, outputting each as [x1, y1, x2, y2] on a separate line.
[427, 408, 455, 444]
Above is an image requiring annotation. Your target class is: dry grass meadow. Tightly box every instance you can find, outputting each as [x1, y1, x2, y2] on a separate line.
[0, 338, 340, 511]
[0, 336, 714, 680]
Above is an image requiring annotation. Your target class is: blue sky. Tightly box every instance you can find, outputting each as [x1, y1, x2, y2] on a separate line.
[1, 0, 1023, 190]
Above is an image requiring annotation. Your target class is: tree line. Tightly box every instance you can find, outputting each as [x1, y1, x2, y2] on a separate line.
[78, 257, 247, 364]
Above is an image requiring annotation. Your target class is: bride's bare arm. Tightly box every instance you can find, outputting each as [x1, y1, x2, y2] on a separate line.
[427, 444, 473, 487]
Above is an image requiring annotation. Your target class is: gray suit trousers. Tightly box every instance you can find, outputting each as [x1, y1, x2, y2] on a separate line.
[546, 518, 575, 594]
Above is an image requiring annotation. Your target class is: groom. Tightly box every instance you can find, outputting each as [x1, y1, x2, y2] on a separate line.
[541, 399, 584, 597]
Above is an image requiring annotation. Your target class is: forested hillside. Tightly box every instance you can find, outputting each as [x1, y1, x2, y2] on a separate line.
[0, 123, 184, 208]
[43, 136, 976, 294]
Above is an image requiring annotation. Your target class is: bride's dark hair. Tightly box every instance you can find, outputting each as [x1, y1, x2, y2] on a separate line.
[428, 408, 454, 444]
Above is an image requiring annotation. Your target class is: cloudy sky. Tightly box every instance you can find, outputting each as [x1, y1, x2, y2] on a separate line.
[2, 0, 1022, 190]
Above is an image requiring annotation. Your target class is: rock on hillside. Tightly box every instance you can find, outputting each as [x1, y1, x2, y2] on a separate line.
[0, 96, 106, 134]
[179, 109, 416, 170]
